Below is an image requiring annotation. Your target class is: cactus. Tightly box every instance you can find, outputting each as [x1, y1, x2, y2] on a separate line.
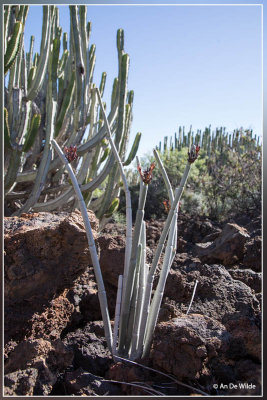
[22, 114, 41, 152]
[123, 132, 141, 166]
[105, 197, 120, 218]
[157, 125, 259, 158]
[4, 21, 23, 74]
[4, 108, 12, 150]
[4, 5, 141, 222]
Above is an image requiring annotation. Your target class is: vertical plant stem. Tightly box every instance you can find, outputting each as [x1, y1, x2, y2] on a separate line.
[153, 148, 174, 203]
[149, 163, 191, 280]
[139, 163, 192, 358]
[186, 280, 199, 315]
[130, 220, 147, 359]
[113, 274, 123, 357]
[125, 243, 142, 353]
[118, 180, 147, 355]
[51, 138, 113, 352]
[26, 6, 53, 101]
[142, 201, 178, 357]
[137, 150, 175, 356]
[95, 87, 132, 293]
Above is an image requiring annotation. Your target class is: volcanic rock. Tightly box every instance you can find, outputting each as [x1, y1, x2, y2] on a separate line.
[4, 210, 99, 344]
[63, 321, 112, 376]
[4, 338, 73, 396]
[64, 367, 121, 396]
[195, 223, 250, 266]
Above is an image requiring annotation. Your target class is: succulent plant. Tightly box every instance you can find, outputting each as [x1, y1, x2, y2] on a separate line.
[4, 5, 141, 223]
[56, 86, 198, 361]
[157, 125, 259, 156]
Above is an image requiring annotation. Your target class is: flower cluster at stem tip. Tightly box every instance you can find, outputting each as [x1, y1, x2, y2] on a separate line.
[64, 145, 78, 163]
[188, 144, 200, 163]
[137, 162, 156, 185]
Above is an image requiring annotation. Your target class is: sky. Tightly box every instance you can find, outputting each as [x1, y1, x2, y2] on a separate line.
[22, 3, 262, 156]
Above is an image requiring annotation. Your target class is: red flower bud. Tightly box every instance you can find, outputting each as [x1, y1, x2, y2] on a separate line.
[64, 145, 78, 163]
[137, 162, 156, 184]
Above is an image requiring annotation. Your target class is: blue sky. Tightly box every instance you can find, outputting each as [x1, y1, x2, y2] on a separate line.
[23, 4, 262, 156]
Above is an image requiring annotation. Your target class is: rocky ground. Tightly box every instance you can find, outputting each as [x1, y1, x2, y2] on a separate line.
[4, 210, 262, 396]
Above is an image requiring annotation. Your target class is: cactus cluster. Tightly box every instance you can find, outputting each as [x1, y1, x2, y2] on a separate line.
[157, 125, 261, 157]
[4, 5, 141, 221]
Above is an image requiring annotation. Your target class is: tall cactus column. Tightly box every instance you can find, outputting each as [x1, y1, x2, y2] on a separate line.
[4, 5, 141, 222]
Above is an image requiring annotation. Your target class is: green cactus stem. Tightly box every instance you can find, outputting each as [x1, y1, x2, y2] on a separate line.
[26, 35, 34, 72]
[104, 197, 120, 218]
[99, 147, 110, 163]
[112, 274, 123, 356]
[55, 70, 75, 137]
[4, 21, 23, 74]
[4, 108, 12, 150]
[142, 191, 178, 358]
[123, 132, 142, 166]
[95, 84, 133, 326]
[4, 6, 11, 54]
[22, 114, 41, 152]
[139, 153, 196, 359]
[130, 220, 147, 359]
[14, 29, 58, 215]
[26, 6, 54, 101]
[27, 66, 36, 88]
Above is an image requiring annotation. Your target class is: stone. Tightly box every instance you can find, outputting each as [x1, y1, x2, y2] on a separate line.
[63, 321, 112, 376]
[4, 368, 38, 396]
[195, 223, 250, 266]
[243, 236, 262, 272]
[151, 314, 230, 381]
[4, 338, 73, 396]
[165, 263, 260, 323]
[64, 367, 122, 396]
[96, 234, 125, 287]
[150, 313, 261, 394]
[3, 210, 262, 396]
[4, 210, 99, 344]
[228, 268, 261, 293]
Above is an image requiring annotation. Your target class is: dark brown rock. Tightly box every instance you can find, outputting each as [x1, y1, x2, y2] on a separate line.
[224, 316, 261, 361]
[107, 361, 154, 396]
[4, 338, 73, 396]
[165, 263, 260, 323]
[97, 234, 125, 287]
[3, 211, 262, 396]
[228, 268, 261, 293]
[64, 267, 102, 326]
[5, 209, 98, 304]
[195, 223, 250, 266]
[4, 368, 39, 396]
[151, 314, 230, 381]
[243, 236, 262, 271]
[63, 321, 112, 376]
[177, 214, 221, 244]
[150, 314, 261, 395]
[64, 367, 122, 396]
[4, 210, 99, 344]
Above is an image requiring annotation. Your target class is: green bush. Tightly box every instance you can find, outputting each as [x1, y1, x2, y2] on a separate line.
[120, 128, 261, 222]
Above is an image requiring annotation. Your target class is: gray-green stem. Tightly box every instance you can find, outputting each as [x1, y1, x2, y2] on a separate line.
[51, 139, 112, 352]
